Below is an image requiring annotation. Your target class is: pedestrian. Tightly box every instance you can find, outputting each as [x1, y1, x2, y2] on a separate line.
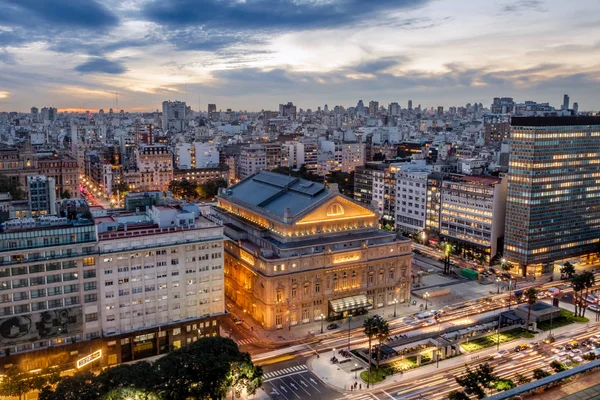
[359, 384, 362, 390]
[350, 386, 353, 392]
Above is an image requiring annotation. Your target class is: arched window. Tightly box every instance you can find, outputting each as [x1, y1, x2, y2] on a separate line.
[342, 272, 347, 288]
[333, 273, 338, 290]
[327, 203, 345, 216]
[351, 271, 357, 286]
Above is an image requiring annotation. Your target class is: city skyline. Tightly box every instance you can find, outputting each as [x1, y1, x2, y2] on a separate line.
[1, 0, 600, 112]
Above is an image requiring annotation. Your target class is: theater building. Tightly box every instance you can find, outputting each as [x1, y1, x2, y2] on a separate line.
[214, 171, 412, 330]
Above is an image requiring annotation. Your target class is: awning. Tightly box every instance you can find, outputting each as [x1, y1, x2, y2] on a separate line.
[329, 295, 372, 313]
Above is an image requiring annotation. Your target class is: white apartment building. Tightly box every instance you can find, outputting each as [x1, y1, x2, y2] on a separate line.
[396, 166, 432, 235]
[440, 174, 508, 260]
[341, 142, 364, 173]
[27, 175, 56, 216]
[95, 204, 225, 364]
[127, 144, 173, 192]
[236, 145, 266, 180]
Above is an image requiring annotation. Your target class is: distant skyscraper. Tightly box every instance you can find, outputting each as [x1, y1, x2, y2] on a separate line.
[491, 97, 515, 114]
[408, 100, 413, 110]
[279, 102, 297, 120]
[368, 101, 379, 116]
[162, 100, 186, 132]
[324, 104, 329, 113]
[563, 94, 570, 110]
[208, 103, 216, 115]
[437, 106, 444, 116]
[505, 116, 600, 275]
[356, 100, 365, 116]
[573, 102, 579, 115]
[388, 102, 400, 116]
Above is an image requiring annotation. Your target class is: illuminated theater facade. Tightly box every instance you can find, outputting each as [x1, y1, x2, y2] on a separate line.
[214, 171, 412, 330]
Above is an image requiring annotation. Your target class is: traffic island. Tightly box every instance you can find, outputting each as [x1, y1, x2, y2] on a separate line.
[459, 328, 534, 353]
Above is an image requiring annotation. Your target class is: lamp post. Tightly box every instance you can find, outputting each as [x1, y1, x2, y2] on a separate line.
[424, 292, 430, 310]
[347, 315, 352, 350]
[393, 299, 398, 318]
[320, 313, 324, 334]
[496, 313, 501, 351]
[436, 317, 441, 368]
[496, 277, 501, 294]
[355, 363, 358, 379]
[332, 347, 335, 360]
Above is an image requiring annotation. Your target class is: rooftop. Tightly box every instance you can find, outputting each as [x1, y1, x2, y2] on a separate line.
[220, 171, 329, 218]
[511, 116, 600, 127]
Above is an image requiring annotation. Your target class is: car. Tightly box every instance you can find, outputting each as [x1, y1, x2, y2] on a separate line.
[593, 334, 600, 340]
[569, 340, 580, 348]
[589, 305, 600, 312]
[582, 340, 592, 347]
[514, 344, 529, 352]
[544, 336, 556, 344]
[327, 323, 339, 330]
[571, 349, 583, 355]
[489, 268, 497, 275]
[537, 292, 546, 299]
[494, 350, 509, 359]
[413, 249, 422, 255]
[546, 288, 561, 297]
[438, 257, 445, 262]
[553, 345, 566, 353]
[232, 317, 243, 325]
[529, 341, 540, 348]
[572, 356, 584, 363]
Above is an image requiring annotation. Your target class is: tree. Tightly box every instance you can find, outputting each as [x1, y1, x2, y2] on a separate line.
[581, 271, 595, 318]
[363, 316, 379, 387]
[448, 390, 471, 400]
[501, 259, 511, 272]
[0, 174, 26, 200]
[40, 337, 262, 400]
[571, 274, 586, 317]
[494, 379, 516, 391]
[532, 368, 551, 380]
[374, 317, 390, 373]
[0, 367, 60, 400]
[525, 287, 538, 332]
[39, 371, 100, 400]
[455, 363, 498, 399]
[60, 190, 72, 199]
[198, 178, 228, 199]
[515, 374, 531, 385]
[112, 182, 130, 196]
[560, 262, 575, 280]
[168, 179, 198, 200]
[550, 360, 568, 373]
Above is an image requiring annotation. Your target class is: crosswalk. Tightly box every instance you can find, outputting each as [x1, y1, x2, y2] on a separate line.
[344, 393, 378, 400]
[263, 365, 307, 379]
[237, 337, 259, 346]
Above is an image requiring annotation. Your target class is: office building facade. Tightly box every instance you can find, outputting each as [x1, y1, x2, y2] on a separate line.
[505, 116, 600, 274]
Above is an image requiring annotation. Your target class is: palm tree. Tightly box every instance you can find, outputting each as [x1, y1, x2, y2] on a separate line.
[363, 316, 378, 387]
[571, 274, 586, 317]
[581, 271, 596, 318]
[560, 262, 575, 280]
[374, 317, 390, 374]
[525, 288, 538, 332]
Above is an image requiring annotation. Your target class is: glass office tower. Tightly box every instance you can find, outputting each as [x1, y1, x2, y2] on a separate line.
[505, 116, 600, 275]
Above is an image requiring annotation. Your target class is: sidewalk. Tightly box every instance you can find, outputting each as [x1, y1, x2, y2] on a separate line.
[235, 300, 427, 346]
[306, 320, 596, 393]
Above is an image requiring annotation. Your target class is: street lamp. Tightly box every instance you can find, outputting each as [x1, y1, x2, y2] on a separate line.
[393, 299, 398, 318]
[496, 277, 501, 294]
[320, 313, 324, 334]
[347, 315, 352, 350]
[424, 292, 430, 310]
[332, 347, 335, 360]
[354, 363, 358, 379]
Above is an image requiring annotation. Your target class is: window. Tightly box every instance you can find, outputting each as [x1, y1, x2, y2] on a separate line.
[83, 257, 95, 267]
[63, 284, 78, 293]
[104, 269, 113, 275]
[315, 283, 320, 293]
[84, 294, 97, 303]
[105, 281, 114, 286]
[63, 272, 78, 281]
[47, 287, 62, 296]
[291, 287, 296, 298]
[84, 282, 97, 291]
[85, 313, 98, 322]
[173, 328, 181, 336]
[83, 270, 96, 279]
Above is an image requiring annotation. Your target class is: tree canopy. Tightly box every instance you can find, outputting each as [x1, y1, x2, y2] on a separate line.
[168, 178, 227, 201]
[40, 337, 262, 400]
[0, 174, 26, 200]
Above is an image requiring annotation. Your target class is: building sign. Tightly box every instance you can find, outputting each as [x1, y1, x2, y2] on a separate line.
[333, 252, 361, 264]
[77, 349, 102, 369]
[240, 249, 255, 266]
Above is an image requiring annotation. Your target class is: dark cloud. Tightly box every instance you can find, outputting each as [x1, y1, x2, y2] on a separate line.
[499, 0, 545, 15]
[354, 57, 409, 74]
[143, 0, 427, 30]
[0, 0, 118, 30]
[74, 58, 127, 75]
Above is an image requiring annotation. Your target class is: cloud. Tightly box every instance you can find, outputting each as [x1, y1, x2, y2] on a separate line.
[74, 58, 127, 74]
[0, 0, 118, 30]
[499, 0, 545, 15]
[142, 0, 427, 30]
[353, 57, 410, 74]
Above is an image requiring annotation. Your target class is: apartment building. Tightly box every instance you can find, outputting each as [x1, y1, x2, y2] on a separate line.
[440, 174, 508, 260]
[395, 167, 432, 235]
[95, 204, 224, 364]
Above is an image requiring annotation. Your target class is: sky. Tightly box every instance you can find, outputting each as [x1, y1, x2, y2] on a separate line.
[0, 0, 599, 113]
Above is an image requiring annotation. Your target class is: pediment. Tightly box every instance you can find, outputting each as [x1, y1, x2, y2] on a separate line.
[294, 195, 376, 225]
